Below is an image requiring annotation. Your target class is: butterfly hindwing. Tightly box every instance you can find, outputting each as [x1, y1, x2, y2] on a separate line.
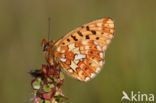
[53, 18, 115, 82]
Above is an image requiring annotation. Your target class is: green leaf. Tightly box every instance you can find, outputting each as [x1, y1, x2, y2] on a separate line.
[32, 78, 41, 90]
[43, 84, 51, 92]
[55, 91, 60, 96]
[60, 72, 64, 79]
[49, 84, 55, 88]
[44, 100, 51, 103]
[53, 77, 58, 83]
[55, 96, 65, 102]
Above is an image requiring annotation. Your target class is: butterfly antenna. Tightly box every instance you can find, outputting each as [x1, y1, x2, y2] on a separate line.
[48, 17, 51, 41]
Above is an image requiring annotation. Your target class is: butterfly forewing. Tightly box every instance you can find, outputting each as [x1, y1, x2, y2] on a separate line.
[53, 18, 114, 82]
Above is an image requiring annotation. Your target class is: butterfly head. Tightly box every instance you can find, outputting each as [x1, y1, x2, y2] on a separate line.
[42, 38, 55, 51]
[42, 38, 55, 65]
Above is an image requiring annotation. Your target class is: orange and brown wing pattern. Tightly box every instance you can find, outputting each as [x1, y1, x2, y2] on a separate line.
[53, 18, 115, 82]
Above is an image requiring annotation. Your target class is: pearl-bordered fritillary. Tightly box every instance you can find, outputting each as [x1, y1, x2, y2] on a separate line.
[42, 18, 115, 82]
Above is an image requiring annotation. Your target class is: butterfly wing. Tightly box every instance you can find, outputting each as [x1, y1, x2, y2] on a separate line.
[53, 18, 115, 82]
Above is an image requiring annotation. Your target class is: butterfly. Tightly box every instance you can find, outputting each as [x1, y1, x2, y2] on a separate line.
[42, 18, 115, 82]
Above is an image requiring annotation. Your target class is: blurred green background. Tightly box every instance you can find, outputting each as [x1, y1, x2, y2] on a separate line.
[0, 0, 156, 103]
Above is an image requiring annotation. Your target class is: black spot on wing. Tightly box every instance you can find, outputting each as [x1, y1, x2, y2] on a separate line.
[86, 26, 90, 31]
[96, 37, 99, 40]
[91, 30, 96, 35]
[77, 31, 83, 37]
[86, 35, 90, 39]
[62, 42, 65, 45]
[71, 35, 78, 41]
[67, 39, 70, 42]
[84, 67, 88, 70]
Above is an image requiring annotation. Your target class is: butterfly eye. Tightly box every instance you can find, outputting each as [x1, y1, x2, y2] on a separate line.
[43, 43, 50, 51]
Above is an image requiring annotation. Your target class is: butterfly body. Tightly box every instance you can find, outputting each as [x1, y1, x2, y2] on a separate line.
[42, 18, 115, 82]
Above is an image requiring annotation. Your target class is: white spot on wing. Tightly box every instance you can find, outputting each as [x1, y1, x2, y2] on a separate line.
[60, 58, 66, 62]
[94, 41, 98, 45]
[106, 40, 111, 44]
[85, 77, 90, 81]
[75, 54, 86, 60]
[68, 43, 75, 51]
[100, 53, 104, 58]
[74, 59, 79, 64]
[96, 67, 101, 73]
[68, 69, 73, 73]
[91, 73, 96, 78]
[97, 46, 102, 50]
[99, 61, 104, 66]
[73, 48, 80, 54]
[57, 47, 61, 52]
[70, 61, 78, 71]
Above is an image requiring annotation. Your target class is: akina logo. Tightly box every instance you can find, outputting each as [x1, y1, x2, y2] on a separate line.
[121, 91, 154, 102]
